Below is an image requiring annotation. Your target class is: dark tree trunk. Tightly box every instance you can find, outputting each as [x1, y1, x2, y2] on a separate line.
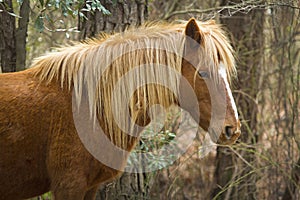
[97, 168, 155, 200]
[78, 1, 150, 199]
[276, 5, 300, 200]
[0, 0, 16, 73]
[15, 0, 30, 71]
[211, 0, 264, 199]
[78, 0, 148, 40]
[282, 156, 300, 200]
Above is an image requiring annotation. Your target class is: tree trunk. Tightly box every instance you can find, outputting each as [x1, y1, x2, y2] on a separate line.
[0, 0, 16, 72]
[274, 4, 300, 199]
[97, 166, 155, 200]
[282, 156, 300, 200]
[78, 0, 148, 40]
[78, 1, 150, 199]
[15, 0, 30, 71]
[211, 0, 264, 199]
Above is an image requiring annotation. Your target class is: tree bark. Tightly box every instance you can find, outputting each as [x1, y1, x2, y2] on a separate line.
[15, 0, 30, 71]
[282, 156, 300, 200]
[274, 4, 300, 199]
[97, 166, 154, 200]
[211, 0, 264, 199]
[0, 0, 16, 72]
[78, 0, 148, 40]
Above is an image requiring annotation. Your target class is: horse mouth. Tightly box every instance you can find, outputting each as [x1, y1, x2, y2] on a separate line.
[208, 128, 241, 145]
[218, 130, 241, 145]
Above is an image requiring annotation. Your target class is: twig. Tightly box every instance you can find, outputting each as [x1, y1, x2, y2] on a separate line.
[163, 0, 300, 20]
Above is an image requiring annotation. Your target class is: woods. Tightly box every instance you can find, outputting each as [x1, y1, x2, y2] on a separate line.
[0, 0, 16, 72]
[0, 0, 299, 199]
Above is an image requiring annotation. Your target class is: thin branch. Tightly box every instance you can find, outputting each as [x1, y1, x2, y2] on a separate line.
[163, 0, 300, 20]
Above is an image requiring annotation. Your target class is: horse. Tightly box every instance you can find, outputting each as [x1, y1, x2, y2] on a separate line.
[0, 18, 241, 200]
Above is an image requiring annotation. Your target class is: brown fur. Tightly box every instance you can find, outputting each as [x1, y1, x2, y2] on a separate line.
[0, 19, 240, 199]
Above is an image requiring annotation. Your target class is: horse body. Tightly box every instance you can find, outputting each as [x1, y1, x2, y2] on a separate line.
[0, 70, 129, 199]
[0, 19, 241, 199]
[0, 71, 49, 199]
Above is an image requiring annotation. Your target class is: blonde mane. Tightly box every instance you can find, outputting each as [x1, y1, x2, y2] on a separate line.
[32, 20, 236, 149]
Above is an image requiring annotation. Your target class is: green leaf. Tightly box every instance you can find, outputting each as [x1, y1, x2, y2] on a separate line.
[55, 0, 60, 9]
[98, 4, 110, 15]
[34, 15, 44, 32]
[79, 12, 88, 20]
[72, 9, 78, 16]
[80, 8, 89, 12]
[86, 3, 91, 11]
[167, 132, 176, 139]
[112, 0, 118, 5]
[39, 0, 44, 7]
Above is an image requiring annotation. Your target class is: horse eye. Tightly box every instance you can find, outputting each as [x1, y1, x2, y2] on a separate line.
[199, 71, 210, 78]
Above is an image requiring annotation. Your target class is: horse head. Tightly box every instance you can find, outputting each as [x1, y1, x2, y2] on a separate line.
[181, 18, 241, 144]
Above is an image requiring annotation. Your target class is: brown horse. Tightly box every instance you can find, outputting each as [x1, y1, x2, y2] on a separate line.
[0, 18, 241, 200]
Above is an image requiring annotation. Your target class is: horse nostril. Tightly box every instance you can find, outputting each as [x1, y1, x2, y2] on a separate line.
[225, 126, 233, 139]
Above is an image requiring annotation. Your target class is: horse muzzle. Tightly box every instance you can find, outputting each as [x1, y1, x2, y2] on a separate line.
[219, 126, 241, 145]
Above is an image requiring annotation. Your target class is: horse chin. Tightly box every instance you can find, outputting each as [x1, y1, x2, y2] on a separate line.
[217, 131, 241, 145]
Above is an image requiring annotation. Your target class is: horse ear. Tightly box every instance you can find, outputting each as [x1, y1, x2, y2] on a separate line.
[185, 18, 202, 45]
